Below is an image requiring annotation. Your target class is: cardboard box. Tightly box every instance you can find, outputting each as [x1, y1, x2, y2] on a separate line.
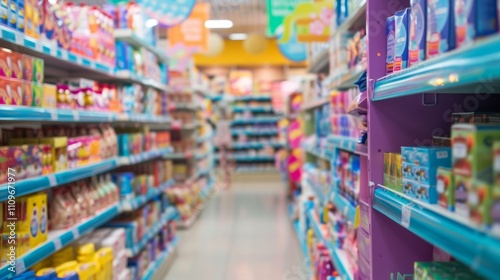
[427, 0, 456, 58]
[42, 83, 56, 108]
[0, 77, 10, 105]
[10, 79, 23, 105]
[455, 0, 498, 48]
[32, 82, 42, 107]
[386, 16, 396, 74]
[10, 51, 22, 80]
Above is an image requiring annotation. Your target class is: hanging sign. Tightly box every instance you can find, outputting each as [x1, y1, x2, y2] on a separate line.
[276, 26, 307, 62]
[167, 3, 210, 53]
[280, 0, 334, 43]
[265, 0, 308, 37]
[138, 0, 196, 27]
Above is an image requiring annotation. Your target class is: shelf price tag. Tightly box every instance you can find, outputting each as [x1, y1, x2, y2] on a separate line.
[16, 260, 25, 273]
[53, 238, 62, 251]
[50, 111, 58, 121]
[72, 228, 80, 239]
[72, 111, 80, 121]
[401, 204, 412, 228]
[47, 174, 57, 187]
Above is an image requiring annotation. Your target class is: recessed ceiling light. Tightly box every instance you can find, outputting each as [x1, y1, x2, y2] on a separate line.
[205, 20, 233, 29]
[229, 33, 248, 40]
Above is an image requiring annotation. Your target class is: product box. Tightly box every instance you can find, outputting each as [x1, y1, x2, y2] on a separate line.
[392, 153, 403, 192]
[16, 0, 23, 32]
[401, 146, 452, 168]
[409, 0, 427, 66]
[386, 16, 396, 74]
[456, 175, 492, 226]
[427, 0, 456, 58]
[0, 147, 8, 184]
[437, 167, 454, 210]
[394, 8, 410, 72]
[0, 48, 11, 78]
[10, 51, 22, 79]
[33, 57, 43, 83]
[16, 193, 47, 249]
[22, 81, 32, 106]
[42, 83, 56, 108]
[414, 181, 438, 203]
[10, 79, 23, 105]
[39, 137, 68, 172]
[451, 124, 500, 182]
[455, 0, 498, 49]
[24, 0, 40, 39]
[384, 153, 392, 187]
[0, 77, 10, 105]
[32, 82, 42, 106]
[492, 185, 500, 235]
[0, 0, 7, 26]
[22, 54, 33, 81]
[8, 0, 17, 28]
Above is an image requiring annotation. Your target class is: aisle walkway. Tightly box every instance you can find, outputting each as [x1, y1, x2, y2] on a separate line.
[164, 173, 305, 280]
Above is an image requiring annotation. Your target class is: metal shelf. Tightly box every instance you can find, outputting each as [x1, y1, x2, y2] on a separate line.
[231, 117, 281, 125]
[232, 106, 274, 113]
[234, 95, 272, 102]
[327, 135, 367, 157]
[115, 70, 170, 92]
[231, 129, 279, 136]
[114, 29, 168, 62]
[141, 238, 178, 280]
[0, 204, 121, 278]
[373, 34, 500, 101]
[301, 97, 330, 112]
[0, 147, 173, 201]
[374, 187, 500, 280]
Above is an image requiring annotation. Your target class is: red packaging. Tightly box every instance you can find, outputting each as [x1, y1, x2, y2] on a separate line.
[10, 79, 23, 106]
[22, 55, 34, 82]
[10, 52, 23, 80]
[0, 77, 10, 105]
[0, 48, 11, 78]
[23, 82, 33, 106]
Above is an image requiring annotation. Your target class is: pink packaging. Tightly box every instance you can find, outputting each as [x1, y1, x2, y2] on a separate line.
[0, 77, 11, 105]
[10, 79, 23, 106]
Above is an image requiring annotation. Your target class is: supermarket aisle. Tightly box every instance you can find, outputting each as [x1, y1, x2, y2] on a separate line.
[164, 173, 305, 280]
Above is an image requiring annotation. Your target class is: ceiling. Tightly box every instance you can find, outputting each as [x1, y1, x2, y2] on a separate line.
[205, 0, 267, 38]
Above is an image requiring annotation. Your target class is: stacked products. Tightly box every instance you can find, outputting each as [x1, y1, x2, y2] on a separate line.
[386, 0, 499, 74]
[334, 150, 360, 207]
[166, 177, 210, 221]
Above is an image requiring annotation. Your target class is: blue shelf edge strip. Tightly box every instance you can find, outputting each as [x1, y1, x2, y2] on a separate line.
[307, 210, 353, 280]
[121, 179, 176, 211]
[0, 204, 121, 278]
[373, 187, 500, 280]
[231, 118, 280, 125]
[231, 129, 279, 136]
[0, 147, 173, 201]
[214, 155, 275, 162]
[0, 105, 172, 124]
[141, 237, 179, 280]
[126, 207, 177, 257]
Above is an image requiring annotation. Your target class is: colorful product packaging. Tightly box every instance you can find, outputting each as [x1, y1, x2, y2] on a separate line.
[394, 8, 410, 72]
[0, 48, 11, 78]
[494, 141, 500, 186]
[32, 82, 42, 107]
[42, 83, 57, 108]
[386, 16, 396, 74]
[452, 124, 500, 182]
[8, 0, 17, 28]
[16, 0, 23, 32]
[409, 0, 427, 66]
[24, 0, 40, 39]
[426, 0, 456, 58]
[455, 175, 491, 226]
[33, 57, 44, 83]
[0, 0, 7, 26]
[384, 153, 391, 187]
[10, 51, 22, 80]
[0, 77, 9, 105]
[437, 167, 454, 210]
[10, 79, 22, 105]
[454, 0, 498, 48]
[492, 185, 500, 235]
[39, 137, 68, 172]
[22, 81, 32, 106]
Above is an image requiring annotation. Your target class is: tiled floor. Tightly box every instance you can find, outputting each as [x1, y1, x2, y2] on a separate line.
[163, 173, 305, 280]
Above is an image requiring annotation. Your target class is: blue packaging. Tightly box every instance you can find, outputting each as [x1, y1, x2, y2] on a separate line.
[112, 172, 135, 197]
[115, 41, 128, 70]
[16, 0, 22, 32]
[8, 0, 16, 28]
[427, 0, 456, 58]
[386, 16, 396, 74]
[394, 8, 410, 72]
[454, 0, 498, 48]
[0, 0, 8, 25]
[409, 0, 427, 66]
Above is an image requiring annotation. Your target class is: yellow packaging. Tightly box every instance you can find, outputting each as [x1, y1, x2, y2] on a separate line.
[95, 247, 113, 280]
[39, 137, 67, 172]
[42, 84, 57, 108]
[36, 268, 56, 277]
[384, 153, 392, 188]
[55, 261, 78, 275]
[16, 193, 45, 250]
[76, 262, 99, 280]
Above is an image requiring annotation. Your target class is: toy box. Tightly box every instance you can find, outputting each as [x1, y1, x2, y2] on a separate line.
[455, 0, 498, 49]
[386, 16, 396, 74]
[401, 146, 452, 168]
[451, 124, 500, 182]
[410, 0, 427, 66]
[427, 0, 456, 58]
[394, 8, 410, 72]
[32, 83, 42, 106]
[437, 167, 454, 210]
[415, 182, 438, 203]
[42, 83, 56, 108]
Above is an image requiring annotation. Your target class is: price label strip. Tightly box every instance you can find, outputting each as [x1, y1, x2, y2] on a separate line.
[401, 204, 413, 228]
